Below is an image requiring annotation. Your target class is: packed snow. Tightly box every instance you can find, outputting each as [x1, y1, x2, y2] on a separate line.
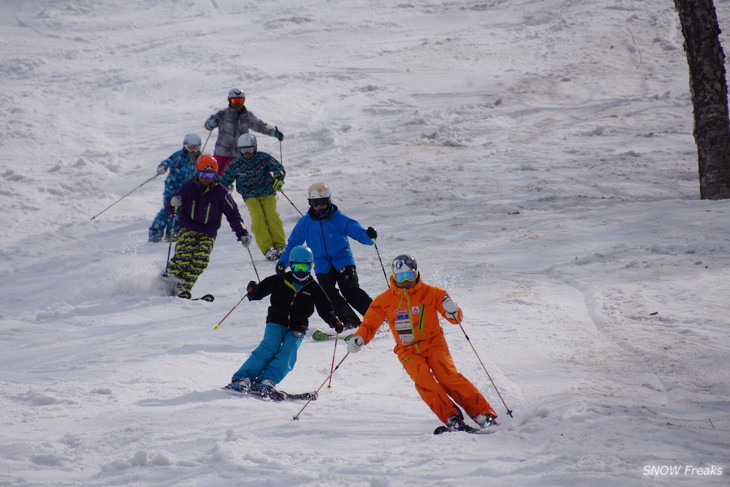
[1, 0, 729, 486]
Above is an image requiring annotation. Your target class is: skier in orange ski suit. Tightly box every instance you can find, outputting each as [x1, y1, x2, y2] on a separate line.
[347, 254, 497, 430]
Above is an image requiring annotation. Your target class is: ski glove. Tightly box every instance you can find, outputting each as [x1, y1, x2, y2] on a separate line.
[170, 195, 182, 208]
[239, 233, 252, 247]
[272, 178, 284, 192]
[442, 295, 460, 321]
[330, 321, 344, 334]
[275, 263, 286, 275]
[366, 226, 377, 240]
[246, 280, 258, 297]
[347, 335, 364, 354]
[269, 127, 284, 141]
[204, 117, 218, 131]
[156, 164, 167, 175]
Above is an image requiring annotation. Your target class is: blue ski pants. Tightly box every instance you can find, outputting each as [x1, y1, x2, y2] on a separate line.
[231, 322, 304, 385]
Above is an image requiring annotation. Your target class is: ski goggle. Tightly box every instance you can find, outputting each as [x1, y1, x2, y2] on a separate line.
[291, 262, 312, 273]
[309, 197, 329, 207]
[197, 171, 217, 179]
[184, 144, 201, 153]
[239, 146, 255, 155]
[394, 271, 417, 283]
[229, 97, 245, 104]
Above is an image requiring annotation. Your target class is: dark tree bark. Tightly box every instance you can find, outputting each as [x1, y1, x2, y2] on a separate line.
[675, 0, 730, 199]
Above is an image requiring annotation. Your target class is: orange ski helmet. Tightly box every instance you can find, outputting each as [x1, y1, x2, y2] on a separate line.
[196, 154, 218, 173]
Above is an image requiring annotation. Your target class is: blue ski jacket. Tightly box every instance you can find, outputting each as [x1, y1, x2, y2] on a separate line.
[219, 151, 285, 200]
[276, 204, 373, 274]
[160, 149, 197, 199]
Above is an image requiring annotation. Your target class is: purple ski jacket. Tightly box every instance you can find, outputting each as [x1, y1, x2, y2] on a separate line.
[167, 178, 248, 239]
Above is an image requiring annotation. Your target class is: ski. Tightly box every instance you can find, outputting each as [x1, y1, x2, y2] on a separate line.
[311, 330, 354, 341]
[433, 424, 494, 435]
[192, 294, 215, 302]
[223, 384, 317, 402]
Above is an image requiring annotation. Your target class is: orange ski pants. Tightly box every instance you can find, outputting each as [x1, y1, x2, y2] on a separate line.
[398, 333, 497, 424]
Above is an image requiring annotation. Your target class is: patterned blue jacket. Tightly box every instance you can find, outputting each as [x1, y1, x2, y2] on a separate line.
[160, 149, 197, 199]
[219, 151, 285, 200]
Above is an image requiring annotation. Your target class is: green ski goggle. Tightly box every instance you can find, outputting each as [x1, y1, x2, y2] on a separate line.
[291, 262, 312, 273]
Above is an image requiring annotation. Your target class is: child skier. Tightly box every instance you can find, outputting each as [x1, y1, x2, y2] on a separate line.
[164, 155, 251, 298]
[275, 182, 377, 330]
[347, 254, 498, 432]
[220, 133, 287, 261]
[148, 133, 200, 242]
[225, 245, 344, 399]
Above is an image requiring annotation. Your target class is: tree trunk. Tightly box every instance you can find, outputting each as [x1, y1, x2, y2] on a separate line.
[674, 0, 730, 199]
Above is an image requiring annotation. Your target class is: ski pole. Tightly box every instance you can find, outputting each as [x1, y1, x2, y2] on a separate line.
[213, 292, 249, 330]
[279, 190, 304, 216]
[293, 352, 350, 420]
[276, 126, 283, 164]
[247, 246, 261, 282]
[372, 241, 389, 285]
[455, 319, 514, 418]
[90, 173, 159, 220]
[165, 208, 178, 268]
[201, 129, 214, 154]
[326, 334, 339, 389]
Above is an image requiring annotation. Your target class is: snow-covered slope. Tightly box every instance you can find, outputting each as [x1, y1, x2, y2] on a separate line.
[1, 1, 729, 486]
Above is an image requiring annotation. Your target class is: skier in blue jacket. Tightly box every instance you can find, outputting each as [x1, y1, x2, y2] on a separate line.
[148, 133, 200, 242]
[275, 182, 378, 329]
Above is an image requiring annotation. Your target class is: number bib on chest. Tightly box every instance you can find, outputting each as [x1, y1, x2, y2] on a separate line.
[394, 307, 416, 345]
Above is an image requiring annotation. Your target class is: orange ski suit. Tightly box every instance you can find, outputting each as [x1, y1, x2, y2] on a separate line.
[354, 277, 497, 425]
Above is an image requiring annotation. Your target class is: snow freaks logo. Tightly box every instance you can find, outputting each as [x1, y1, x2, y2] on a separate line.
[642, 465, 723, 478]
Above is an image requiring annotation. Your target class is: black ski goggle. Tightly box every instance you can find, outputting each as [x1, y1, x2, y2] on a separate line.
[309, 197, 329, 207]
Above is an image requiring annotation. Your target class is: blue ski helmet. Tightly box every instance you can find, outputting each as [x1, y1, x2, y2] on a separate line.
[289, 245, 314, 281]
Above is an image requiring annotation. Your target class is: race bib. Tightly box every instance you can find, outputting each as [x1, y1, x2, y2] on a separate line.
[394, 308, 413, 344]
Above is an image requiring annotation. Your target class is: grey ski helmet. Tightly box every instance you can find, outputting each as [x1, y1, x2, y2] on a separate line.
[183, 133, 202, 153]
[228, 88, 245, 101]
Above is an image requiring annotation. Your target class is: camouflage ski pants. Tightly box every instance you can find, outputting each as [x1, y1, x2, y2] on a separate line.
[165, 228, 216, 294]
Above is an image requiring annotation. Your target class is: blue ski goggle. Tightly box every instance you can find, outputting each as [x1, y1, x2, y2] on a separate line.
[394, 271, 417, 283]
[291, 262, 312, 273]
[197, 171, 216, 179]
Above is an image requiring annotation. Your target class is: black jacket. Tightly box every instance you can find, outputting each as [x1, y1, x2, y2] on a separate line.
[248, 272, 339, 333]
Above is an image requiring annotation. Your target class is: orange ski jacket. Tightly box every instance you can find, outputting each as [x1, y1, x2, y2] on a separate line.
[356, 277, 463, 354]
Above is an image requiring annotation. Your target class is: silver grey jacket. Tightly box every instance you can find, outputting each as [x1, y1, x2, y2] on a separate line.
[205, 107, 271, 158]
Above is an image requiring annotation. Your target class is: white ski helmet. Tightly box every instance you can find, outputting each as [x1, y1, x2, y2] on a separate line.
[183, 133, 202, 153]
[391, 254, 419, 283]
[237, 133, 257, 155]
[307, 182, 331, 200]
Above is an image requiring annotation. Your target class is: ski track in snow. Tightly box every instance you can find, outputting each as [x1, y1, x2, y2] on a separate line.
[1, 0, 730, 486]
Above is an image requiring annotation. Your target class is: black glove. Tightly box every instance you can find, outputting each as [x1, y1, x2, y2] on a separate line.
[331, 321, 344, 334]
[289, 320, 307, 334]
[366, 226, 377, 240]
[275, 263, 286, 274]
[246, 280, 257, 298]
